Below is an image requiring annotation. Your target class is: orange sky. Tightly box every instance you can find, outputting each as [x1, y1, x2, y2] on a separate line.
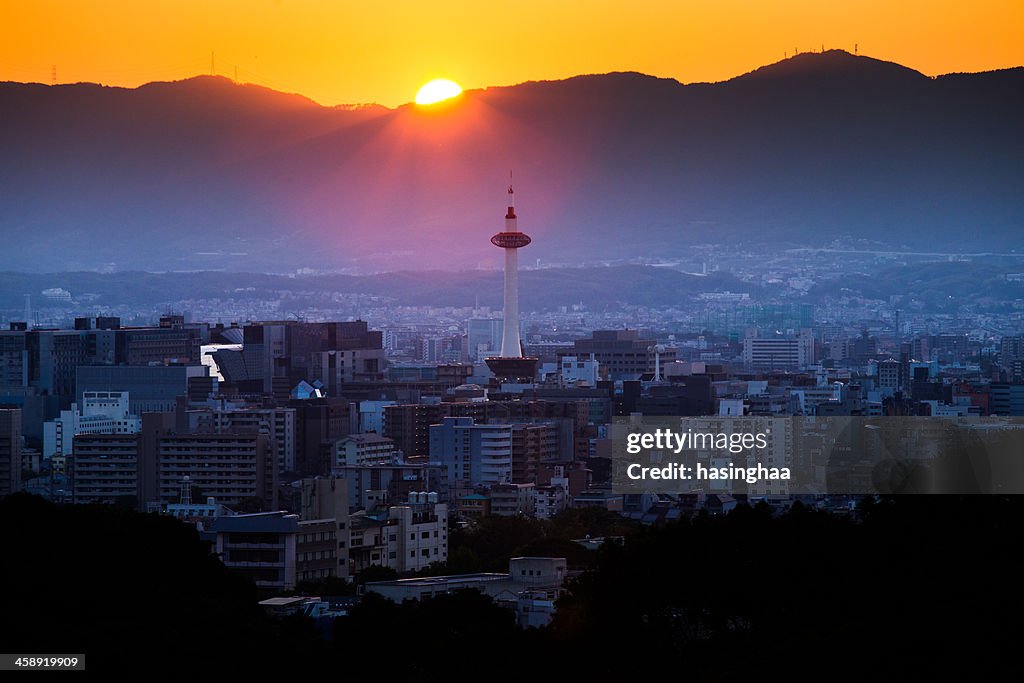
[2, 0, 1021, 107]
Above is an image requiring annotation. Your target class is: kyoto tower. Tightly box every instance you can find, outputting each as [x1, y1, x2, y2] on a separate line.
[485, 178, 539, 382]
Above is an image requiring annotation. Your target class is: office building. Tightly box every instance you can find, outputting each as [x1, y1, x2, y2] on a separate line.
[298, 477, 350, 583]
[742, 329, 815, 370]
[990, 383, 1024, 416]
[44, 391, 140, 460]
[573, 330, 677, 380]
[76, 364, 209, 415]
[335, 433, 397, 467]
[0, 409, 22, 497]
[467, 318, 503, 361]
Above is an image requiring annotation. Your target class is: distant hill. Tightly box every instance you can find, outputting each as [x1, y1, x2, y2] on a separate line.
[3, 261, 1020, 313]
[1, 50, 1021, 272]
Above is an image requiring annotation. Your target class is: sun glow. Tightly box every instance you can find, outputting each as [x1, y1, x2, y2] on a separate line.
[415, 79, 463, 105]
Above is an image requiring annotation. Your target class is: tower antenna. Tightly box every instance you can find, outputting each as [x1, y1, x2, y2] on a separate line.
[51, 65, 56, 86]
[210, 51, 215, 76]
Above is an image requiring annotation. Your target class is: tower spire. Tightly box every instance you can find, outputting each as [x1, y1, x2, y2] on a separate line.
[506, 170, 516, 220]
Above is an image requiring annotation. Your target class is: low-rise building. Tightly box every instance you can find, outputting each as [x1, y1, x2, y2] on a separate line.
[458, 493, 491, 519]
[489, 482, 536, 516]
[212, 511, 299, 591]
[364, 557, 567, 627]
[534, 485, 567, 519]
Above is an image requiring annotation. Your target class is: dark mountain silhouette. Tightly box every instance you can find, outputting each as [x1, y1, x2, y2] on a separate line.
[1, 50, 1020, 272]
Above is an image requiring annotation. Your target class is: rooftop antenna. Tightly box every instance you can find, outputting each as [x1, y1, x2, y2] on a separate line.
[855, 43, 858, 55]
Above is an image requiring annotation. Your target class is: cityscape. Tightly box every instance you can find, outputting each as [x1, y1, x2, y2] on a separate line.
[2, 0, 1023, 677]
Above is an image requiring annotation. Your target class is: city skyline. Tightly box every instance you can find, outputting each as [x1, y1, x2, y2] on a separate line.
[3, 5, 1024, 676]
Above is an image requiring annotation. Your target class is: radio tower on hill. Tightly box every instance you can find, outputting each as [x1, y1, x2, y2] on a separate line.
[485, 175, 539, 383]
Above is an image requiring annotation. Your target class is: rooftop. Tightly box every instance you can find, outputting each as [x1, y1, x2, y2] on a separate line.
[365, 573, 510, 588]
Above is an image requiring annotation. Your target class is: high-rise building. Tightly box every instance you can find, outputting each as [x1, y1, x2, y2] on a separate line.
[68, 433, 140, 505]
[76, 364, 209, 415]
[156, 432, 269, 507]
[0, 327, 28, 389]
[237, 320, 387, 395]
[430, 417, 513, 486]
[184, 404, 296, 473]
[485, 181, 539, 382]
[1001, 336, 1024, 369]
[742, 329, 815, 370]
[298, 478, 350, 582]
[289, 396, 349, 476]
[0, 409, 22, 497]
[27, 329, 88, 406]
[467, 318, 503, 361]
[877, 358, 902, 396]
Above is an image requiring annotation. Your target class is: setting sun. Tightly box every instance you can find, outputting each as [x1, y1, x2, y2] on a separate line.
[415, 79, 463, 105]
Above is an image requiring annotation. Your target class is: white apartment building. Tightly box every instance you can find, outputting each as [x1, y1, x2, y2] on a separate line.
[335, 433, 397, 467]
[43, 390, 140, 459]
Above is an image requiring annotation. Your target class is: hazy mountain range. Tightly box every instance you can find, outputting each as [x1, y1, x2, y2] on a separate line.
[1, 50, 1021, 273]
[2, 261, 1019, 313]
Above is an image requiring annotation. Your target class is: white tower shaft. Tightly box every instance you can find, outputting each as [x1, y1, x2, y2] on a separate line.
[500, 246, 522, 357]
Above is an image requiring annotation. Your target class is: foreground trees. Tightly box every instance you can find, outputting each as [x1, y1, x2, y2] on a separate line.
[3, 494, 1019, 678]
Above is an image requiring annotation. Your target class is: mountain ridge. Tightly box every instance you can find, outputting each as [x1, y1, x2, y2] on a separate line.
[1, 50, 1021, 273]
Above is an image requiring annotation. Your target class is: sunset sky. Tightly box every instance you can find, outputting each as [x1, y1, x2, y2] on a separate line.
[2, 0, 1021, 107]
